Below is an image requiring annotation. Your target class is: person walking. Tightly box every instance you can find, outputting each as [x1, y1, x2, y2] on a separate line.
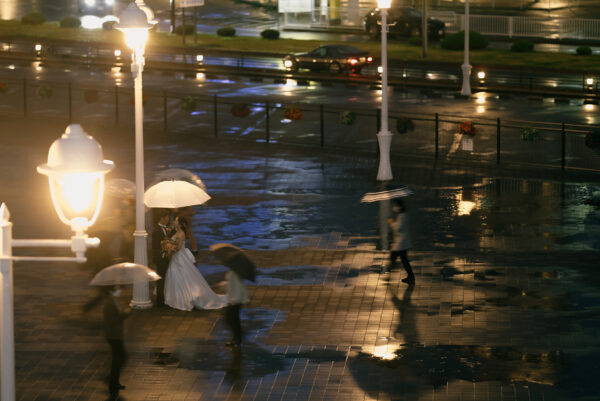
[383, 198, 415, 284]
[224, 269, 250, 348]
[103, 287, 130, 400]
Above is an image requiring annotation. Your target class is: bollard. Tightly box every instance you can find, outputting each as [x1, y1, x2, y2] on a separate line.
[435, 113, 439, 160]
[320, 104, 324, 148]
[265, 100, 270, 144]
[496, 117, 501, 164]
[213, 95, 218, 138]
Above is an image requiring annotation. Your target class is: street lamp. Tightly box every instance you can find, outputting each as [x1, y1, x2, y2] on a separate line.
[461, 0, 472, 96]
[376, 0, 393, 181]
[116, 2, 154, 309]
[1, 123, 113, 401]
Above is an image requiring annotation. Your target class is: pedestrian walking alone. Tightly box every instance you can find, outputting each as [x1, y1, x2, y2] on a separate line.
[103, 287, 130, 400]
[224, 270, 250, 348]
[383, 198, 415, 284]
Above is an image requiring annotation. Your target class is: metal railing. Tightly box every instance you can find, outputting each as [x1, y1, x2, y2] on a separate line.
[0, 76, 598, 173]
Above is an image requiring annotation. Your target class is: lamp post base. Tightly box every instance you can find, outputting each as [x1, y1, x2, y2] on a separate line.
[376, 130, 393, 181]
[461, 63, 472, 96]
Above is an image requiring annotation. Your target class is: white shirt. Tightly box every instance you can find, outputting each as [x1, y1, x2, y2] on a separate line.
[226, 271, 249, 305]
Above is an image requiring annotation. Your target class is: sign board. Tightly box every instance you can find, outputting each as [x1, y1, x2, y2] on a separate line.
[180, 0, 204, 8]
[278, 0, 312, 13]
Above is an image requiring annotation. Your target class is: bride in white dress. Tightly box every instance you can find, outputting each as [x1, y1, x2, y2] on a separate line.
[164, 216, 228, 311]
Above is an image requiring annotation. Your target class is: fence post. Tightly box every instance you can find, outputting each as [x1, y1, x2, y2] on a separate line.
[22, 78, 27, 118]
[68, 82, 73, 123]
[265, 100, 270, 144]
[320, 104, 324, 148]
[435, 113, 439, 160]
[496, 117, 501, 164]
[114, 85, 119, 126]
[163, 90, 168, 134]
[213, 95, 218, 138]
[561, 122, 566, 170]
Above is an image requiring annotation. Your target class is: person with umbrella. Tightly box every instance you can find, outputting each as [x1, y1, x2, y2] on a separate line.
[210, 244, 256, 349]
[384, 198, 415, 284]
[102, 286, 130, 400]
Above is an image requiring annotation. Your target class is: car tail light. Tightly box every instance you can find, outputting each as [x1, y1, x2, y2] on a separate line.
[347, 58, 359, 65]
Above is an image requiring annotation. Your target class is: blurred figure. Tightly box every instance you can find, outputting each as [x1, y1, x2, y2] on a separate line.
[224, 269, 249, 348]
[102, 286, 130, 400]
[383, 198, 415, 284]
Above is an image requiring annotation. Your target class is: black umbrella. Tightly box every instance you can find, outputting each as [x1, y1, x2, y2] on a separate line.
[209, 243, 256, 282]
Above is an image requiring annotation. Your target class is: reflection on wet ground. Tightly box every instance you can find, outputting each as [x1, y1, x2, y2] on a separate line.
[4, 127, 600, 399]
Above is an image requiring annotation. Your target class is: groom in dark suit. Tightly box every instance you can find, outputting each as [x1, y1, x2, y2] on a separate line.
[151, 208, 172, 307]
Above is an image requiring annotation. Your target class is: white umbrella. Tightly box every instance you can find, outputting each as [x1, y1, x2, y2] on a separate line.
[89, 262, 161, 286]
[144, 179, 211, 208]
[360, 186, 413, 203]
[150, 168, 207, 191]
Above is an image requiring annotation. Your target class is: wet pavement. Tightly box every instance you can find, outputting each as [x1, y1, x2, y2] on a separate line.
[1, 117, 600, 401]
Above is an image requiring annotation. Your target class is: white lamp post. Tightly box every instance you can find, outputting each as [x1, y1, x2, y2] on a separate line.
[461, 0, 472, 96]
[115, 2, 153, 309]
[1, 123, 113, 401]
[376, 0, 393, 181]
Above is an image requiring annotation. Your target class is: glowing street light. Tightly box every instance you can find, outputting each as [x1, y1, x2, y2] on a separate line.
[376, 0, 393, 181]
[115, 2, 153, 308]
[1, 124, 113, 401]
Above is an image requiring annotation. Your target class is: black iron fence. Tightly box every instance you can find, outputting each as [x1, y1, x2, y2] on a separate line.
[0, 76, 599, 173]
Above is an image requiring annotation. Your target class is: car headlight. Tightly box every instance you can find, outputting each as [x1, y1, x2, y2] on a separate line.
[284, 59, 294, 68]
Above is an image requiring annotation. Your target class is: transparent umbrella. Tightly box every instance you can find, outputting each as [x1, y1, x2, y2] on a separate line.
[89, 262, 161, 286]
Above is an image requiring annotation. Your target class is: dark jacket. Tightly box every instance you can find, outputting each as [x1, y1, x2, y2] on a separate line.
[151, 224, 171, 273]
[103, 296, 128, 340]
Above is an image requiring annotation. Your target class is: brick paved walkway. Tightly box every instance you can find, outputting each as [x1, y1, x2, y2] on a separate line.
[2, 119, 599, 401]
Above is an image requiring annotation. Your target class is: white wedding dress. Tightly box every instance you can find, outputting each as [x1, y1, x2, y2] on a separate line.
[164, 244, 227, 311]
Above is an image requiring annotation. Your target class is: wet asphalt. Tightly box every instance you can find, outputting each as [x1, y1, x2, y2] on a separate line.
[1, 114, 599, 400]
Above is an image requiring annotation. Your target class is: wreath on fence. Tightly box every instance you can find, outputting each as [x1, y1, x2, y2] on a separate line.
[0, 82, 7, 94]
[36, 84, 53, 100]
[456, 121, 477, 136]
[585, 131, 600, 149]
[84, 89, 99, 104]
[231, 103, 250, 118]
[340, 110, 356, 126]
[396, 117, 415, 134]
[520, 126, 539, 141]
[180, 96, 198, 113]
[284, 106, 303, 121]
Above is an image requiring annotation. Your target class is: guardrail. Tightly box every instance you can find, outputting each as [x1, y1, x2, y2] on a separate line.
[0, 76, 598, 173]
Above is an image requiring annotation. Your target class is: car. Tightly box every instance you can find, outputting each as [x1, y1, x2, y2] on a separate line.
[363, 7, 446, 40]
[283, 45, 373, 74]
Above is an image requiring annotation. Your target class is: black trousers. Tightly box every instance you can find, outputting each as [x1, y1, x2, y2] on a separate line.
[107, 339, 127, 395]
[225, 304, 242, 344]
[390, 250, 414, 276]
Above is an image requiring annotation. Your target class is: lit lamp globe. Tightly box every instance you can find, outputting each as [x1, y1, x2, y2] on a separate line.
[37, 124, 114, 235]
[114, 2, 153, 53]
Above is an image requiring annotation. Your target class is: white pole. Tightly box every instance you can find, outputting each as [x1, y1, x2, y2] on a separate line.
[461, 0, 472, 96]
[0, 204, 15, 401]
[377, 8, 393, 181]
[130, 50, 151, 309]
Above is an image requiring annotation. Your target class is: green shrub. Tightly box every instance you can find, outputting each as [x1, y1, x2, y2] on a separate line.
[407, 37, 422, 46]
[21, 12, 46, 25]
[174, 24, 195, 35]
[103, 20, 117, 30]
[59, 16, 81, 28]
[260, 29, 280, 40]
[441, 30, 488, 51]
[510, 39, 534, 52]
[217, 27, 236, 37]
[576, 46, 592, 56]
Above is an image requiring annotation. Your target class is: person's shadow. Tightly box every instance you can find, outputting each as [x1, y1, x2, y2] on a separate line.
[392, 283, 418, 345]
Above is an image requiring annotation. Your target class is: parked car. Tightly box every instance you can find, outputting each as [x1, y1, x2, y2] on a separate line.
[363, 7, 446, 39]
[283, 45, 373, 74]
